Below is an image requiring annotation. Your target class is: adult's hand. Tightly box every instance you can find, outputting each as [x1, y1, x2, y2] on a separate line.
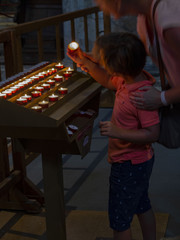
[129, 86, 162, 110]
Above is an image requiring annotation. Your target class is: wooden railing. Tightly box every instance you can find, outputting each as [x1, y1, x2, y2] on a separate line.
[0, 6, 111, 81]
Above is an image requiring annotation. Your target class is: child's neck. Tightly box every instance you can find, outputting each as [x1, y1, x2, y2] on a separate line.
[124, 72, 145, 84]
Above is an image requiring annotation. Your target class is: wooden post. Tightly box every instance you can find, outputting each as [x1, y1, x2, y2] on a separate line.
[0, 138, 10, 182]
[103, 13, 111, 33]
[42, 152, 66, 240]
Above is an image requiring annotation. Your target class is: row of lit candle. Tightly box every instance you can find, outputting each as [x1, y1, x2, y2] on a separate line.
[16, 87, 68, 106]
[0, 64, 72, 100]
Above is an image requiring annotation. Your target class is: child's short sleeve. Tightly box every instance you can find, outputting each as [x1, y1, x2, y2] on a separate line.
[137, 109, 160, 128]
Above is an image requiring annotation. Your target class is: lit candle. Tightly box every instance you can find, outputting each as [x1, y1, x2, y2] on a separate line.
[16, 83, 24, 89]
[48, 94, 59, 102]
[46, 79, 55, 86]
[16, 97, 28, 105]
[38, 100, 49, 108]
[37, 73, 44, 79]
[55, 62, 64, 69]
[41, 83, 51, 90]
[63, 71, 72, 78]
[2, 89, 13, 96]
[51, 68, 57, 73]
[11, 85, 20, 91]
[58, 87, 68, 95]
[47, 70, 53, 75]
[54, 75, 64, 82]
[35, 86, 44, 92]
[67, 67, 74, 73]
[68, 124, 78, 133]
[10, 87, 18, 94]
[31, 91, 41, 98]
[30, 76, 39, 81]
[0, 93, 7, 99]
[22, 94, 32, 101]
[31, 105, 42, 112]
[24, 79, 33, 84]
[68, 41, 79, 53]
[41, 71, 48, 77]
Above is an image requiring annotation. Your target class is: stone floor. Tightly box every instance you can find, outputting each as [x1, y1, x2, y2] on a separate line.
[0, 107, 180, 239]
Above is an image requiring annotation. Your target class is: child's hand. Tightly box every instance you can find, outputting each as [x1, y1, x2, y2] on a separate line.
[67, 48, 83, 66]
[67, 48, 89, 72]
[99, 121, 119, 138]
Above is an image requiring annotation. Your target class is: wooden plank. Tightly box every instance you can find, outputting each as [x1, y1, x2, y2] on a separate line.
[11, 7, 100, 34]
[49, 82, 102, 122]
[95, 12, 99, 38]
[14, 34, 23, 73]
[84, 15, 89, 52]
[55, 24, 61, 61]
[0, 170, 21, 197]
[37, 28, 43, 62]
[0, 138, 10, 181]
[103, 13, 111, 33]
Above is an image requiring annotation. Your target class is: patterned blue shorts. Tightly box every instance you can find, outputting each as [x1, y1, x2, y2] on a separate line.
[108, 156, 154, 232]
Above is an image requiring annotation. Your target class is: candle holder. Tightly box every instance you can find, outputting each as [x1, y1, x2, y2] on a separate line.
[41, 71, 48, 77]
[30, 76, 39, 81]
[0, 93, 7, 99]
[51, 68, 57, 73]
[55, 63, 64, 69]
[35, 86, 44, 92]
[16, 83, 24, 89]
[58, 87, 68, 95]
[16, 97, 28, 105]
[31, 91, 41, 98]
[31, 105, 42, 112]
[9, 87, 17, 94]
[47, 70, 53, 75]
[54, 75, 64, 82]
[37, 73, 44, 79]
[41, 83, 51, 90]
[24, 79, 33, 84]
[38, 100, 49, 108]
[48, 94, 59, 102]
[66, 67, 74, 73]
[22, 94, 32, 101]
[2, 89, 13, 96]
[63, 71, 72, 78]
[46, 80, 56, 86]
[68, 41, 79, 54]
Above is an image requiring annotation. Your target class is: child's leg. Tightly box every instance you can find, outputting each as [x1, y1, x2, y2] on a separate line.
[113, 228, 132, 240]
[137, 208, 156, 240]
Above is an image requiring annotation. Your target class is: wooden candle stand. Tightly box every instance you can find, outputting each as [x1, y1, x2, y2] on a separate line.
[0, 62, 102, 240]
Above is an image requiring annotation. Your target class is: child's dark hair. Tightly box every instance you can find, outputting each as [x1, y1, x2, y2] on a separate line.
[94, 32, 147, 77]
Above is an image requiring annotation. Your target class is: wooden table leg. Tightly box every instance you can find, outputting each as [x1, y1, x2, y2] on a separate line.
[42, 152, 66, 240]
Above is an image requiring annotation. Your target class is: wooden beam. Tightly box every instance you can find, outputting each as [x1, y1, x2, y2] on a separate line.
[0, 170, 21, 197]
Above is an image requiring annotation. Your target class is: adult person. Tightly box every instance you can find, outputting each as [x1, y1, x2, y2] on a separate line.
[95, 0, 180, 110]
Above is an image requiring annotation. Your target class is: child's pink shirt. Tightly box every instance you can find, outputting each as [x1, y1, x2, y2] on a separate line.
[137, 0, 180, 88]
[108, 70, 160, 165]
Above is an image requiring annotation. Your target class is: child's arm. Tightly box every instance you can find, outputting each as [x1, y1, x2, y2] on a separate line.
[67, 49, 115, 90]
[99, 121, 160, 143]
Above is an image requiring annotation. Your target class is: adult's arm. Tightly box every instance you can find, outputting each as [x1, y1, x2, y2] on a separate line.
[130, 27, 180, 110]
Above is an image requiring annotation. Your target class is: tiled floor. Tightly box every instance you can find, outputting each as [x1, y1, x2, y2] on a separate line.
[0, 108, 180, 239]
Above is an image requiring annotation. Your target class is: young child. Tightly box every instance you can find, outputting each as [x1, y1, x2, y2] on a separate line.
[67, 32, 160, 240]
